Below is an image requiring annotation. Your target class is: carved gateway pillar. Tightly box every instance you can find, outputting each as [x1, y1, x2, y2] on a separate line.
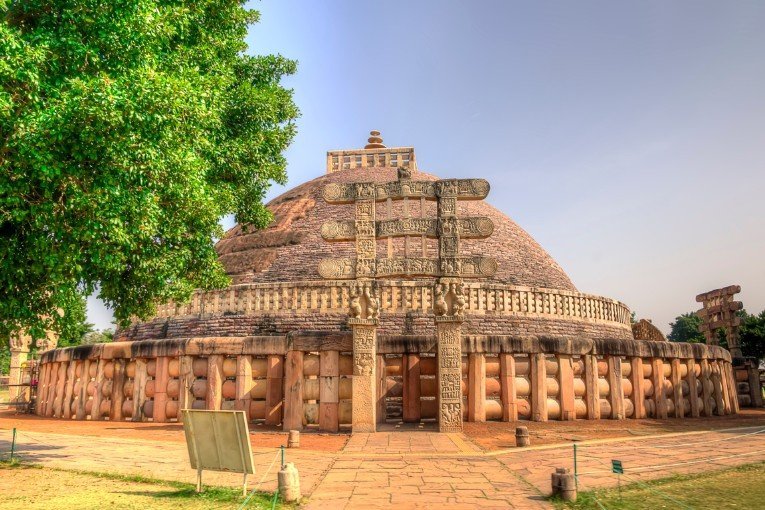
[8, 332, 32, 402]
[349, 314, 378, 432]
[318, 161, 494, 433]
[435, 311, 464, 431]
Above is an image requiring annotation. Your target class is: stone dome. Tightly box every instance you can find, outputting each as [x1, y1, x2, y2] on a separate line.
[216, 167, 577, 292]
[118, 139, 633, 343]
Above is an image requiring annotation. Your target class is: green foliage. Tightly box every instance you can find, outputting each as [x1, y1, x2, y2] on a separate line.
[553, 462, 765, 509]
[0, 292, 92, 374]
[668, 309, 765, 363]
[0, 1, 298, 340]
[739, 309, 765, 363]
[56, 292, 94, 348]
[667, 312, 705, 344]
[80, 328, 114, 345]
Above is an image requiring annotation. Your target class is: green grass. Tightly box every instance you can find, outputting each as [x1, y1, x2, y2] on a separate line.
[553, 462, 765, 509]
[0, 459, 285, 509]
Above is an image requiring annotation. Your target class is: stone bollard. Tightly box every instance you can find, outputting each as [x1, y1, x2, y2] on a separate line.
[551, 467, 577, 502]
[516, 426, 530, 447]
[288, 429, 300, 448]
[278, 462, 301, 502]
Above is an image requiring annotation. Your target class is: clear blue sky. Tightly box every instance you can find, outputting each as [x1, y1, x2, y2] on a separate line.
[88, 1, 765, 334]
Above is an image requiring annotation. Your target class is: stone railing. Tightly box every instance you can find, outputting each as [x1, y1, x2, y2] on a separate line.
[326, 147, 416, 173]
[146, 281, 632, 328]
[37, 335, 738, 431]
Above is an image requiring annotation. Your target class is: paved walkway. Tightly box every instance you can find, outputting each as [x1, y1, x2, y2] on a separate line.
[2, 424, 765, 509]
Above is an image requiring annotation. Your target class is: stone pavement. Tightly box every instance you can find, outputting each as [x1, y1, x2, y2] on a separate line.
[2, 424, 765, 509]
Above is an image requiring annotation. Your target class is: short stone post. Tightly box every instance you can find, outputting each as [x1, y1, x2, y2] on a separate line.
[287, 430, 300, 448]
[551, 467, 577, 502]
[278, 462, 301, 502]
[516, 426, 530, 447]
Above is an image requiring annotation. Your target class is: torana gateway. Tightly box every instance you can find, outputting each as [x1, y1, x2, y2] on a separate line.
[36, 133, 741, 432]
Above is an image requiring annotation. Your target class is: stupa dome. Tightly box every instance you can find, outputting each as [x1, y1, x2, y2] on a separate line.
[117, 134, 633, 342]
[216, 167, 576, 292]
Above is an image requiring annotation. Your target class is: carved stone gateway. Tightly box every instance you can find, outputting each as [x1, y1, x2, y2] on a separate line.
[696, 285, 743, 358]
[319, 163, 495, 432]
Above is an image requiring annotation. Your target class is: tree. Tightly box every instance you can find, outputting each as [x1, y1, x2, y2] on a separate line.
[1, 1, 298, 341]
[0, 293, 92, 374]
[739, 310, 765, 364]
[81, 328, 114, 345]
[667, 312, 706, 344]
[668, 309, 765, 364]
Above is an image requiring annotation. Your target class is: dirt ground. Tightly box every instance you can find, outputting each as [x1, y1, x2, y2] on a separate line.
[0, 410, 349, 452]
[3, 408, 765, 453]
[464, 408, 765, 450]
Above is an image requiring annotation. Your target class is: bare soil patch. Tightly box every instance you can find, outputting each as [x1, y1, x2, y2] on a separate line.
[0, 410, 349, 452]
[464, 408, 765, 450]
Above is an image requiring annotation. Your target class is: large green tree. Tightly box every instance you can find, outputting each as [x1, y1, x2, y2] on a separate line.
[0, 1, 298, 340]
[667, 312, 706, 344]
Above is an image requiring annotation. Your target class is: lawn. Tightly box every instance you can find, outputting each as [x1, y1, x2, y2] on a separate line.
[554, 462, 765, 509]
[0, 461, 283, 509]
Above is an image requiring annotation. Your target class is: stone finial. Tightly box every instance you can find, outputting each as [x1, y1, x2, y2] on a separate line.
[364, 130, 386, 149]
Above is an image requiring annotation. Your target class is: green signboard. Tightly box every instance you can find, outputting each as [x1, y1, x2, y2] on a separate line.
[611, 459, 624, 474]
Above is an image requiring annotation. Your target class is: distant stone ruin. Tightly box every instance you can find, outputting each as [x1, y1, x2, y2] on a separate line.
[631, 319, 667, 342]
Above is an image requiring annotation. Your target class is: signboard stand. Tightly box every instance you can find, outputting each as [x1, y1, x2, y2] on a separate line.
[182, 410, 255, 496]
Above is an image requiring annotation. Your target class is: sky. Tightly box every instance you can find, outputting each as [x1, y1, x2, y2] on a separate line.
[88, 1, 765, 334]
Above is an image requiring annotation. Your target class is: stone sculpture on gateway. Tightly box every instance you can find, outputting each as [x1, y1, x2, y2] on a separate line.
[318, 131, 496, 431]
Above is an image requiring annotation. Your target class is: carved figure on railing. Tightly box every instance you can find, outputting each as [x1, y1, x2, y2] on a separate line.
[453, 282, 466, 317]
[349, 286, 362, 319]
[398, 166, 412, 180]
[364, 284, 380, 320]
[434, 284, 448, 316]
